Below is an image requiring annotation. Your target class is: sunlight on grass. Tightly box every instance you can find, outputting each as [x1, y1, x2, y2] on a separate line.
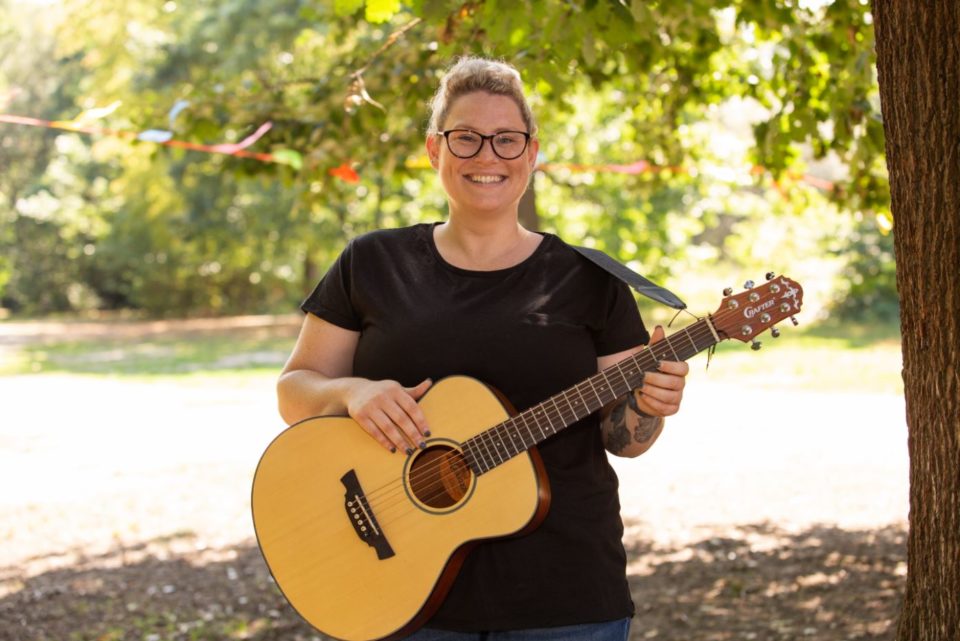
[0, 331, 296, 378]
[0, 317, 903, 395]
[686, 321, 903, 395]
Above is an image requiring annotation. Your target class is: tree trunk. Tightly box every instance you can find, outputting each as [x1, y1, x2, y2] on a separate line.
[873, 2, 960, 639]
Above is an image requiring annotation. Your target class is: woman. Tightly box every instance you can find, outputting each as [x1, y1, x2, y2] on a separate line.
[277, 56, 689, 641]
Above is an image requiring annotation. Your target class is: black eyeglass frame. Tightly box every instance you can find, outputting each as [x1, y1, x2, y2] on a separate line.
[438, 129, 532, 160]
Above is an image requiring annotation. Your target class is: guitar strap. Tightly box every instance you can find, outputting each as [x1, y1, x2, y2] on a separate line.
[570, 244, 687, 310]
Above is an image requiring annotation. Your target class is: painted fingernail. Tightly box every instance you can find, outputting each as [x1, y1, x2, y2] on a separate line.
[419, 441, 427, 449]
[424, 430, 432, 437]
[405, 447, 414, 456]
[390, 447, 397, 454]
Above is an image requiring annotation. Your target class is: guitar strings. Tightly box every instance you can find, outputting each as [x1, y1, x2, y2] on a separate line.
[364, 315, 725, 514]
[264, 287, 795, 585]
[365, 322, 722, 530]
[362, 317, 736, 526]
[363, 332, 673, 504]
[356, 290, 794, 528]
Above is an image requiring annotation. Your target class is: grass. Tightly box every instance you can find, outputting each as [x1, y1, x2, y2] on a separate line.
[0, 315, 903, 394]
[687, 319, 903, 395]
[11, 334, 294, 377]
[0, 324, 297, 379]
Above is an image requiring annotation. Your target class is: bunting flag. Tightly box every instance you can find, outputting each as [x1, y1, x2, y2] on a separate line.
[0, 112, 302, 169]
[0, 109, 834, 191]
[328, 162, 361, 183]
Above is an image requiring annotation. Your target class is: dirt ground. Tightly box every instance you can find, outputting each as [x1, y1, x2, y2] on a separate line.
[0, 317, 908, 641]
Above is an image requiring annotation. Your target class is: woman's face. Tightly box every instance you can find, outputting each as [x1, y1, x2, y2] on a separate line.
[426, 91, 538, 219]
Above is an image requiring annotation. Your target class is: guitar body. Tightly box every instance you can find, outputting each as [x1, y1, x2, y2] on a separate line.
[253, 274, 804, 641]
[251, 376, 550, 641]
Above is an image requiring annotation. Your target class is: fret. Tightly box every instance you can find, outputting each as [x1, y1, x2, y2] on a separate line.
[464, 315, 733, 476]
[502, 421, 522, 456]
[665, 338, 681, 361]
[558, 388, 581, 424]
[519, 409, 545, 443]
[478, 429, 503, 468]
[531, 403, 555, 435]
[548, 396, 566, 428]
[461, 441, 479, 474]
[619, 357, 641, 388]
[492, 428, 509, 462]
[571, 382, 593, 416]
[600, 369, 617, 401]
[518, 419, 534, 448]
[585, 376, 605, 407]
[652, 343, 668, 363]
[489, 426, 506, 460]
[609, 367, 630, 399]
[466, 440, 490, 475]
[615, 362, 632, 391]
[507, 416, 524, 446]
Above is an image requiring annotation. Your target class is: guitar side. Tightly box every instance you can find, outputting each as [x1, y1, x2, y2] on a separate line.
[251, 376, 550, 641]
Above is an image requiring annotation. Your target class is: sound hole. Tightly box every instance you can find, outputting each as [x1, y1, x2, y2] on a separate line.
[408, 446, 473, 509]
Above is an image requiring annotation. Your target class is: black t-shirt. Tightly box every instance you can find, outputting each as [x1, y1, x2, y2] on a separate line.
[301, 223, 649, 630]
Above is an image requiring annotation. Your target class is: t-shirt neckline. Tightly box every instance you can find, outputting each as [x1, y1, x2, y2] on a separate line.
[422, 222, 553, 277]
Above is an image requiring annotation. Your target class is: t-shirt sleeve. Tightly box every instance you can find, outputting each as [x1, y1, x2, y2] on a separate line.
[592, 279, 650, 356]
[300, 242, 362, 331]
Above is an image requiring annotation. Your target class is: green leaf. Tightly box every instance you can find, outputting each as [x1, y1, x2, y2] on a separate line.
[333, 0, 364, 18]
[271, 149, 303, 170]
[365, 0, 402, 23]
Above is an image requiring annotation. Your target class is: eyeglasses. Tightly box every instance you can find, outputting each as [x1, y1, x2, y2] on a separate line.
[439, 129, 531, 160]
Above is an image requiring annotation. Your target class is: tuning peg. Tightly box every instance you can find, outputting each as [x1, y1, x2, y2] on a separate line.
[766, 271, 776, 280]
[790, 316, 799, 326]
[723, 287, 733, 296]
[744, 280, 755, 289]
[750, 340, 762, 351]
[771, 327, 781, 338]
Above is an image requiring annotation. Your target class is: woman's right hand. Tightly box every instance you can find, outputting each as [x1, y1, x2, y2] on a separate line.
[345, 378, 433, 454]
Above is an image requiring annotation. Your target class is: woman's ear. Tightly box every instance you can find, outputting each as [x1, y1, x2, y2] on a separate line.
[425, 134, 441, 169]
[527, 136, 540, 171]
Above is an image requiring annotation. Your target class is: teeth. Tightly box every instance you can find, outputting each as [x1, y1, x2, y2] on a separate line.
[468, 175, 505, 184]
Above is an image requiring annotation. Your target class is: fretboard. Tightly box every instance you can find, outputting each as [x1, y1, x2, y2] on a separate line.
[461, 316, 720, 474]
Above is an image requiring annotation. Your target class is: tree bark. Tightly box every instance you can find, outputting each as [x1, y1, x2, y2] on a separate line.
[873, 2, 960, 639]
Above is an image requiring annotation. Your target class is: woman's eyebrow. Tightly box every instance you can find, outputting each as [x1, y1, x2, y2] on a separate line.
[447, 123, 525, 133]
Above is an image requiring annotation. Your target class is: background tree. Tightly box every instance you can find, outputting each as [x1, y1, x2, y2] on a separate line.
[1, 0, 889, 320]
[873, 1, 960, 639]
[0, 0, 883, 316]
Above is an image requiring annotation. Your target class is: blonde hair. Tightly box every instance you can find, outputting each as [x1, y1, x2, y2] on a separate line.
[427, 56, 538, 136]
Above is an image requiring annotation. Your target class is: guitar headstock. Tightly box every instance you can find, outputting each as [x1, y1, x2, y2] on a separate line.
[711, 273, 804, 346]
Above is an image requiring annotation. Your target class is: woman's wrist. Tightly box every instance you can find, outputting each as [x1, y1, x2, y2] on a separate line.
[628, 388, 659, 419]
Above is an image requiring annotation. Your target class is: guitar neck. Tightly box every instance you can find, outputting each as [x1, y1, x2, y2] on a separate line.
[462, 317, 721, 475]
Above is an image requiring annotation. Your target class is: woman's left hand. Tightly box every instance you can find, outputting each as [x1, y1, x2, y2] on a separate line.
[633, 325, 689, 417]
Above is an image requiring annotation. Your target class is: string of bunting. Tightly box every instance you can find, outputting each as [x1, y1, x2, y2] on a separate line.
[0, 103, 834, 191]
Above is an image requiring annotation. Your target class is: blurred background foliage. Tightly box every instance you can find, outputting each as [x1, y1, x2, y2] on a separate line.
[0, 0, 894, 321]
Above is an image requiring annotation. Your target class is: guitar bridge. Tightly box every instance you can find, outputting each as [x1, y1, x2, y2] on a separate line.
[341, 470, 395, 560]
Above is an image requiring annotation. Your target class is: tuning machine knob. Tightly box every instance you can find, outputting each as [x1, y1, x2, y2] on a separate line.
[744, 280, 755, 289]
[790, 316, 799, 326]
[750, 340, 762, 351]
[766, 272, 776, 281]
[771, 327, 781, 338]
[723, 287, 733, 296]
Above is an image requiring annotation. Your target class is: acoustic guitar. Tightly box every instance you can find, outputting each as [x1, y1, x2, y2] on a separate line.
[251, 274, 803, 641]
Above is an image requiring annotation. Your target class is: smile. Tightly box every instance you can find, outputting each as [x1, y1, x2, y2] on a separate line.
[466, 174, 506, 184]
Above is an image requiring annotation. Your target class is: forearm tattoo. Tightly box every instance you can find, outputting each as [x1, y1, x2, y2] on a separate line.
[603, 392, 663, 454]
[605, 400, 633, 453]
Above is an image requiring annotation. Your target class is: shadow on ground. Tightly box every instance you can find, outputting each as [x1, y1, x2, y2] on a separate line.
[0, 524, 903, 641]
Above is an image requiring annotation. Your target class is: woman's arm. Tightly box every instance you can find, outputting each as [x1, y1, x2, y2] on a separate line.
[277, 314, 432, 453]
[597, 325, 688, 458]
